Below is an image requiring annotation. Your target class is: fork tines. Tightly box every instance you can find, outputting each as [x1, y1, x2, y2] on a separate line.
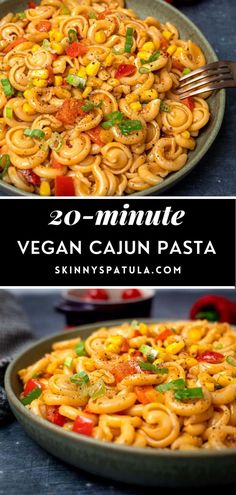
[175, 61, 235, 99]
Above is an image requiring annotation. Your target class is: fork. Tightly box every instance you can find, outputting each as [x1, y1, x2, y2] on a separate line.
[175, 61, 236, 99]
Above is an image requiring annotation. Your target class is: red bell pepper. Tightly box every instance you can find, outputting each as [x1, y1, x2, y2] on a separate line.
[51, 157, 64, 169]
[28, 1, 37, 8]
[115, 64, 136, 79]
[66, 42, 88, 58]
[23, 378, 44, 396]
[83, 289, 109, 300]
[156, 328, 173, 341]
[120, 338, 130, 353]
[4, 37, 27, 54]
[122, 289, 142, 300]
[160, 37, 169, 50]
[46, 406, 66, 427]
[196, 351, 224, 364]
[72, 415, 93, 436]
[35, 21, 51, 32]
[190, 295, 236, 324]
[112, 360, 141, 383]
[55, 176, 75, 196]
[182, 96, 195, 111]
[21, 169, 40, 186]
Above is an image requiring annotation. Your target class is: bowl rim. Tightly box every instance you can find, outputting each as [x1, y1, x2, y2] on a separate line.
[5, 318, 236, 459]
[0, 0, 225, 197]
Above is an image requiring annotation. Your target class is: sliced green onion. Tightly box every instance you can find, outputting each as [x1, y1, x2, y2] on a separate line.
[119, 119, 142, 135]
[141, 50, 160, 65]
[124, 27, 133, 53]
[16, 12, 26, 20]
[68, 29, 78, 43]
[139, 66, 151, 74]
[75, 341, 87, 356]
[0, 154, 11, 179]
[42, 39, 50, 50]
[139, 361, 168, 374]
[131, 320, 139, 328]
[64, 356, 73, 367]
[112, 47, 125, 55]
[89, 11, 97, 19]
[88, 379, 106, 400]
[195, 310, 219, 322]
[6, 107, 13, 119]
[61, 4, 70, 14]
[82, 100, 103, 112]
[1, 78, 14, 97]
[24, 128, 45, 140]
[70, 371, 90, 384]
[48, 132, 64, 151]
[214, 343, 223, 350]
[139, 344, 158, 363]
[175, 387, 203, 401]
[156, 378, 186, 393]
[182, 67, 191, 76]
[21, 386, 42, 405]
[31, 372, 42, 378]
[226, 356, 236, 367]
[66, 74, 86, 89]
[160, 100, 171, 112]
[101, 111, 124, 129]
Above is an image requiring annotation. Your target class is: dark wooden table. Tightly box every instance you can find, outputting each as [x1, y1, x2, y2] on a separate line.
[1, 289, 236, 494]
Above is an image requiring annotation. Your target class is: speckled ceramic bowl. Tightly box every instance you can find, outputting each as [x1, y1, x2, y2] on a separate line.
[0, 0, 225, 196]
[5, 320, 236, 487]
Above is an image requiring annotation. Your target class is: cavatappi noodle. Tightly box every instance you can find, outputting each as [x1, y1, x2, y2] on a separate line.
[19, 320, 236, 450]
[0, 0, 210, 196]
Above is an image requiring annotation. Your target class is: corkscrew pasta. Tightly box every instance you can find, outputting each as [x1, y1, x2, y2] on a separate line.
[0, 0, 210, 196]
[19, 320, 236, 449]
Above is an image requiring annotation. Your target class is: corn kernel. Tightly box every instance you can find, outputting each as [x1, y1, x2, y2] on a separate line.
[54, 87, 71, 98]
[87, 76, 102, 88]
[104, 53, 114, 67]
[23, 102, 35, 115]
[107, 77, 119, 87]
[167, 44, 177, 56]
[24, 89, 33, 99]
[77, 67, 87, 78]
[55, 75, 63, 86]
[51, 42, 64, 55]
[95, 30, 106, 44]
[49, 30, 63, 42]
[39, 181, 51, 196]
[86, 61, 101, 76]
[128, 348, 136, 355]
[69, 68, 77, 75]
[188, 329, 202, 341]
[189, 344, 198, 355]
[166, 341, 185, 354]
[182, 131, 190, 139]
[105, 335, 124, 353]
[186, 357, 198, 368]
[126, 93, 139, 104]
[32, 78, 48, 88]
[218, 375, 233, 387]
[31, 44, 40, 53]
[142, 41, 155, 51]
[47, 361, 58, 374]
[137, 51, 150, 61]
[139, 323, 148, 335]
[175, 47, 183, 56]
[205, 382, 215, 392]
[162, 30, 173, 40]
[140, 88, 158, 102]
[31, 69, 49, 79]
[130, 101, 142, 112]
[82, 86, 92, 98]
[82, 55, 90, 65]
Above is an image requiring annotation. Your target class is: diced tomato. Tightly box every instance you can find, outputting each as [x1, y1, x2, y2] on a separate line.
[160, 37, 169, 50]
[182, 96, 195, 111]
[196, 351, 224, 364]
[51, 156, 64, 169]
[172, 60, 185, 72]
[156, 329, 173, 342]
[21, 169, 40, 186]
[46, 406, 66, 427]
[28, 1, 37, 8]
[66, 41, 88, 58]
[120, 338, 130, 353]
[55, 176, 75, 196]
[115, 64, 136, 79]
[72, 415, 93, 436]
[134, 386, 154, 404]
[98, 10, 111, 19]
[134, 329, 141, 337]
[83, 289, 109, 300]
[23, 378, 44, 397]
[35, 21, 51, 32]
[122, 289, 142, 300]
[112, 360, 141, 383]
[86, 126, 104, 147]
[129, 349, 142, 359]
[56, 98, 86, 125]
[3, 37, 27, 54]
[51, 53, 58, 61]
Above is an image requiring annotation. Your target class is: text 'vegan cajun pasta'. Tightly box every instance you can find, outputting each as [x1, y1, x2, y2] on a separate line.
[19, 320, 236, 449]
[0, 0, 210, 196]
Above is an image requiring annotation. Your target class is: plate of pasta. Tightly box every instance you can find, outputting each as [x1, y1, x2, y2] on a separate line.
[0, 0, 225, 196]
[5, 319, 236, 486]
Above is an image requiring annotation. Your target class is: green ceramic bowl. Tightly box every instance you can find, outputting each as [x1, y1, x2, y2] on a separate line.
[5, 319, 236, 487]
[0, 0, 225, 197]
